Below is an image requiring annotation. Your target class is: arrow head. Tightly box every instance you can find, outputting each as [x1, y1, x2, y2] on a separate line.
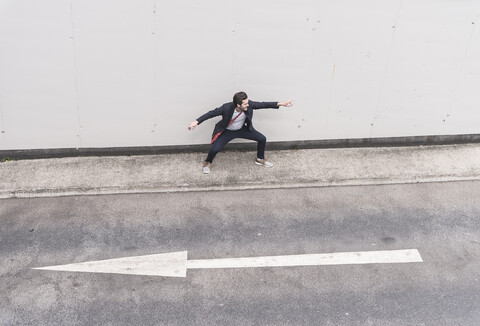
[33, 251, 188, 277]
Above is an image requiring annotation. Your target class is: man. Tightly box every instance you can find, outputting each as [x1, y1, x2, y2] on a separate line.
[187, 91, 293, 174]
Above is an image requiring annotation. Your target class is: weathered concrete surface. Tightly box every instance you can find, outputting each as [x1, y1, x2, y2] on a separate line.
[1, 144, 480, 199]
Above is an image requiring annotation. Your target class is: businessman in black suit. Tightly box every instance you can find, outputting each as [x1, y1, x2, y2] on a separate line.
[188, 91, 293, 174]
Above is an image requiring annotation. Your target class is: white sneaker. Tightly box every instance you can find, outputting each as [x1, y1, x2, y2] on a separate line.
[202, 162, 211, 174]
[255, 158, 273, 168]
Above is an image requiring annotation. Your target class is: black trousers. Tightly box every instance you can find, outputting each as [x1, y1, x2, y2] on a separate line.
[205, 127, 267, 163]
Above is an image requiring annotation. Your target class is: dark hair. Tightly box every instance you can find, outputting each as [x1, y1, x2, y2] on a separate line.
[233, 91, 248, 106]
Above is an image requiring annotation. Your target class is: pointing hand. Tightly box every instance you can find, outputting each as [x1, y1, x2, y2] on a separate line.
[188, 120, 198, 131]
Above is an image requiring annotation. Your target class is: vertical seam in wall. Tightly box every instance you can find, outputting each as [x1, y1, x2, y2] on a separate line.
[370, 0, 403, 137]
[231, 0, 240, 90]
[0, 102, 5, 133]
[325, 64, 336, 127]
[70, 0, 82, 148]
[445, 1, 479, 126]
[0, 52, 4, 134]
[302, 2, 322, 131]
[307, 5, 320, 122]
[152, 0, 158, 146]
[0, 31, 4, 134]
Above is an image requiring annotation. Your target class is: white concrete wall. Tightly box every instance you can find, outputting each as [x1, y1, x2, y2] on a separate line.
[0, 0, 479, 150]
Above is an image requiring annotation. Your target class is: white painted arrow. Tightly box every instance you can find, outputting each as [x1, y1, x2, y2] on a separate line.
[33, 249, 423, 278]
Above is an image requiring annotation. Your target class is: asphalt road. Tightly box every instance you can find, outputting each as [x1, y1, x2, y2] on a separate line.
[1, 181, 479, 325]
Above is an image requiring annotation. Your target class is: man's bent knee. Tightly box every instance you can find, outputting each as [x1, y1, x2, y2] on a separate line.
[210, 142, 224, 154]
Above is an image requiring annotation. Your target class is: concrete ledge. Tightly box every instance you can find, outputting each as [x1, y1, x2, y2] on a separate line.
[1, 133, 480, 160]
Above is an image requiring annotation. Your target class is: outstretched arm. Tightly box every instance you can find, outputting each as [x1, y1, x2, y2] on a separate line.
[250, 100, 294, 110]
[187, 104, 226, 131]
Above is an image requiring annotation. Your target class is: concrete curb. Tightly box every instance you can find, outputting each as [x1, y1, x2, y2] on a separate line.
[1, 144, 479, 199]
[2, 176, 480, 199]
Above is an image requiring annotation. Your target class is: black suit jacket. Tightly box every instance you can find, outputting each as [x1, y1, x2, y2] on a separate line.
[196, 101, 279, 138]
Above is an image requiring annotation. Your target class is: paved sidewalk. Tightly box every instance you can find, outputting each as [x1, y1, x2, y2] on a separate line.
[1, 144, 479, 199]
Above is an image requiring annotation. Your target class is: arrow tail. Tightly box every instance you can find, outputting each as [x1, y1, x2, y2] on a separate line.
[186, 249, 422, 270]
